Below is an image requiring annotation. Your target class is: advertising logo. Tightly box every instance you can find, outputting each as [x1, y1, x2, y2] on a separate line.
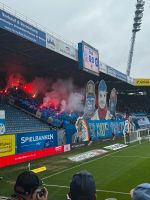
[17, 131, 58, 153]
[0, 135, 15, 157]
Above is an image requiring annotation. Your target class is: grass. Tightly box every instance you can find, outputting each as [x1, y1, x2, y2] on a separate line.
[0, 139, 150, 200]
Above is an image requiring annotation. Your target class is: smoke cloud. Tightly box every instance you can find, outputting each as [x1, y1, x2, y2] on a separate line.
[6, 73, 85, 113]
[41, 79, 85, 113]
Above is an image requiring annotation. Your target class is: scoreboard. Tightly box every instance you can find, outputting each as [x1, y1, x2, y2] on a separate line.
[78, 41, 99, 76]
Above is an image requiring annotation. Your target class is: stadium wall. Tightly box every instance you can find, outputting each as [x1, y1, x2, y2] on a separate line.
[0, 144, 66, 168]
[0, 130, 70, 168]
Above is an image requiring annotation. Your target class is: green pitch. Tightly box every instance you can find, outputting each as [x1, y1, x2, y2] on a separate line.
[0, 139, 150, 200]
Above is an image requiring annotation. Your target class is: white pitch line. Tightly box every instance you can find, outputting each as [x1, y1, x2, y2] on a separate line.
[44, 184, 130, 195]
[96, 189, 130, 195]
[44, 184, 69, 189]
[42, 143, 138, 180]
[111, 155, 150, 159]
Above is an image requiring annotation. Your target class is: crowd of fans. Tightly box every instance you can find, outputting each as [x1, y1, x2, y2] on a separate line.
[117, 95, 150, 115]
[2, 170, 149, 200]
[1, 86, 150, 131]
[1, 87, 81, 129]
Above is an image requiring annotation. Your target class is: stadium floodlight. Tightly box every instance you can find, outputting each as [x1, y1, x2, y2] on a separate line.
[133, 22, 141, 26]
[135, 9, 144, 15]
[136, 0, 145, 9]
[126, 0, 145, 76]
[134, 17, 142, 22]
[132, 28, 141, 32]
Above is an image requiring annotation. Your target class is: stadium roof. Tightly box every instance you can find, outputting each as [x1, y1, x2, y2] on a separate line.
[0, 6, 150, 95]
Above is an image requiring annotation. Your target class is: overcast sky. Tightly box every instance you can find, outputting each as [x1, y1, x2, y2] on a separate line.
[0, 0, 150, 78]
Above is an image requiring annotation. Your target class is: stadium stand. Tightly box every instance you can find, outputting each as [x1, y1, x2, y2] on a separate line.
[0, 85, 80, 132]
[118, 95, 150, 115]
[0, 101, 50, 133]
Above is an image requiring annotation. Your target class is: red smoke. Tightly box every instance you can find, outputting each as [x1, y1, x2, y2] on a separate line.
[6, 74, 50, 98]
[5, 73, 85, 112]
[23, 84, 33, 95]
[6, 73, 25, 88]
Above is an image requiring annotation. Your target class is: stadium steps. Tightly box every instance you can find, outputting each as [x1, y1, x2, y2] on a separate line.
[0, 102, 50, 133]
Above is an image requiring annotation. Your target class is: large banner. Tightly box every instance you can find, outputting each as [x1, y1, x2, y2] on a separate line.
[83, 80, 96, 119]
[69, 79, 119, 144]
[65, 124, 77, 144]
[0, 134, 15, 157]
[65, 120, 124, 144]
[91, 80, 112, 120]
[88, 120, 125, 140]
[0, 145, 64, 168]
[16, 131, 58, 153]
[0, 110, 5, 134]
[109, 88, 117, 118]
[0, 10, 46, 47]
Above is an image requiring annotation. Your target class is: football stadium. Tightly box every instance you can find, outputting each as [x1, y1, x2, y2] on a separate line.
[0, 1, 150, 200]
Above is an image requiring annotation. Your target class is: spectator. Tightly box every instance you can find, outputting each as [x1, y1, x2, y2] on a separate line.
[11, 171, 48, 200]
[130, 183, 150, 200]
[67, 171, 96, 200]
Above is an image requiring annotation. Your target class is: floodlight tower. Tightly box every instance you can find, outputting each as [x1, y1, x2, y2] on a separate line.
[126, 0, 145, 76]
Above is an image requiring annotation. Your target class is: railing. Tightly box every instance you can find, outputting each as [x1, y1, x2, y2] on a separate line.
[0, 2, 77, 49]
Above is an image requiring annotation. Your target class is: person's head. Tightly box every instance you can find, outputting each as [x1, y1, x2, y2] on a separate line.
[128, 116, 132, 122]
[98, 80, 107, 109]
[68, 171, 96, 200]
[131, 183, 150, 200]
[13, 171, 44, 200]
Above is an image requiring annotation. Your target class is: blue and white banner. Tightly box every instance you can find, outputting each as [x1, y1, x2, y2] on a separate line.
[107, 66, 117, 78]
[136, 116, 150, 128]
[16, 130, 58, 153]
[0, 10, 46, 47]
[87, 120, 125, 140]
[64, 124, 77, 144]
[64, 120, 125, 143]
[131, 113, 150, 129]
[0, 110, 5, 135]
[116, 71, 127, 82]
[107, 66, 127, 82]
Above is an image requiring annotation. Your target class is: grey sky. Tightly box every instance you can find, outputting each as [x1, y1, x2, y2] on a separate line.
[0, 0, 150, 78]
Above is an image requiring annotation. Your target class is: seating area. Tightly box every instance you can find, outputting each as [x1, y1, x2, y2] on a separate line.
[0, 102, 50, 133]
[1, 87, 80, 128]
[15, 96, 79, 128]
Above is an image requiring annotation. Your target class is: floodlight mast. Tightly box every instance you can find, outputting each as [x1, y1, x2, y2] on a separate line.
[126, 0, 145, 76]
